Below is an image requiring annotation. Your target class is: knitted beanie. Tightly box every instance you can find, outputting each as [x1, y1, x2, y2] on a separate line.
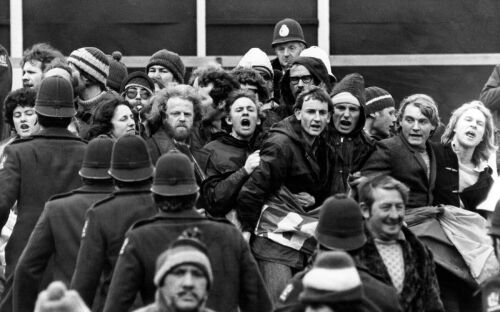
[238, 48, 273, 79]
[120, 71, 155, 95]
[146, 49, 185, 84]
[331, 73, 365, 107]
[68, 47, 110, 86]
[154, 229, 213, 289]
[300, 251, 364, 305]
[365, 86, 395, 116]
[106, 51, 128, 92]
[272, 18, 307, 47]
[300, 46, 336, 83]
[316, 194, 367, 251]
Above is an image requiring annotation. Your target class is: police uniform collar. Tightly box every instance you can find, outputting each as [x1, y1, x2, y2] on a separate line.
[78, 182, 115, 193]
[157, 208, 205, 219]
[115, 184, 152, 194]
[36, 127, 79, 138]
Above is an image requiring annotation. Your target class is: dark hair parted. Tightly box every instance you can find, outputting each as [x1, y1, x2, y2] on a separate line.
[358, 175, 409, 211]
[293, 86, 334, 112]
[21, 43, 65, 72]
[4, 88, 37, 128]
[86, 98, 134, 140]
[230, 67, 269, 102]
[197, 68, 240, 107]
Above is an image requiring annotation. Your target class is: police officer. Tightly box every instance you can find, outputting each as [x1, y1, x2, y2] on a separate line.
[71, 134, 156, 312]
[12, 136, 116, 312]
[103, 151, 272, 312]
[0, 76, 86, 280]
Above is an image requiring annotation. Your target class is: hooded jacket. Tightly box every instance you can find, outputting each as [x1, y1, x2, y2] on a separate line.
[236, 115, 332, 232]
[328, 74, 375, 195]
[279, 57, 333, 118]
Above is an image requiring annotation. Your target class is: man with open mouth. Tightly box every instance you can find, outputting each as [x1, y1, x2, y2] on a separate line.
[202, 89, 262, 229]
[236, 86, 334, 303]
[361, 93, 440, 209]
[21, 43, 65, 91]
[328, 73, 375, 196]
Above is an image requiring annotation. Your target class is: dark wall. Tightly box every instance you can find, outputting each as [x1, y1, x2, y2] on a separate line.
[206, 0, 317, 55]
[23, 0, 197, 56]
[330, 0, 500, 122]
[0, 0, 9, 52]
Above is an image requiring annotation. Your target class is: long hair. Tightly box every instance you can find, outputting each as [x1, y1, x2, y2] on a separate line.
[441, 100, 496, 166]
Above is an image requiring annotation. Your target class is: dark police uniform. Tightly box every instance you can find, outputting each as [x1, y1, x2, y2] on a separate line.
[0, 127, 86, 277]
[103, 209, 272, 312]
[12, 182, 115, 312]
[71, 184, 156, 312]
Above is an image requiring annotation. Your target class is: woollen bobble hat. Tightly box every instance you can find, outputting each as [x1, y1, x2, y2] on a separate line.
[365, 86, 395, 116]
[151, 151, 199, 196]
[331, 73, 366, 107]
[316, 194, 367, 251]
[489, 199, 500, 236]
[154, 229, 213, 288]
[120, 71, 155, 95]
[106, 51, 128, 92]
[146, 49, 185, 84]
[108, 134, 154, 182]
[35, 76, 76, 118]
[79, 136, 114, 179]
[272, 18, 307, 47]
[68, 47, 110, 86]
[300, 251, 365, 305]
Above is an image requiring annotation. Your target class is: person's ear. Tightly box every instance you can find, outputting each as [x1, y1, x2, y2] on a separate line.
[294, 108, 301, 120]
[359, 202, 370, 219]
[225, 115, 233, 126]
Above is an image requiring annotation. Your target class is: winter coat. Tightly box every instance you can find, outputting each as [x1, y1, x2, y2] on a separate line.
[328, 99, 375, 195]
[76, 91, 121, 139]
[236, 115, 332, 232]
[358, 227, 444, 312]
[71, 184, 156, 312]
[146, 128, 210, 182]
[12, 182, 115, 312]
[431, 142, 494, 213]
[202, 133, 256, 217]
[361, 134, 437, 208]
[103, 209, 272, 312]
[0, 127, 86, 277]
[275, 264, 402, 312]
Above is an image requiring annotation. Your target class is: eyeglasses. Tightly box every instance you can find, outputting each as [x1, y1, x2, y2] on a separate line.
[124, 87, 152, 100]
[290, 75, 313, 85]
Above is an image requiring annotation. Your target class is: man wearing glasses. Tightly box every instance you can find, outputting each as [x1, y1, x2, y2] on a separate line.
[279, 56, 333, 119]
[120, 72, 155, 137]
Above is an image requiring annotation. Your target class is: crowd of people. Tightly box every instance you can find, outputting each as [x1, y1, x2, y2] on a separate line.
[0, 17, 499, 312]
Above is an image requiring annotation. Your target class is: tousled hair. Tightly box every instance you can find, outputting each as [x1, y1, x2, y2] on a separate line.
[441, 100, 497, 166]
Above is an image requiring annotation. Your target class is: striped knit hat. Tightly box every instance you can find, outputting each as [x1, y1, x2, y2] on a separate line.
[365, 86, 395, 116]
[68, 47, 110, 86]
[300, 251, 365, 306]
